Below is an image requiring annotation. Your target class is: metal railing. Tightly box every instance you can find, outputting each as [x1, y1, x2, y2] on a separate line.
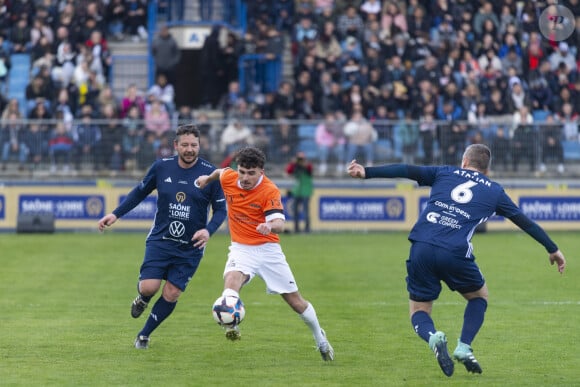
[0, 118, 579, 179]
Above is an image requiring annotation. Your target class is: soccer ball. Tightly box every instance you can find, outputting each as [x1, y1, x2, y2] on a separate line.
[212, 295, 245, 326]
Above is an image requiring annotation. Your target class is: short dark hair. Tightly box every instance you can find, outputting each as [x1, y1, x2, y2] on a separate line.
[235, 147, 266, 169]
[175, 124, 200, 141]
[463, 144, 491, 172]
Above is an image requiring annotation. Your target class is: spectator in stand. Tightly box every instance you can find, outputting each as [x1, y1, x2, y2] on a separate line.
[539, 115, 565, 175]
[144, 98, 171, 140]
[53, 88, 75, 127]
[556, 102, 579, 141]
[120, 84, 146, 118]
[344, 109, 377, 167]
[273, 0, 294, 34]
[219, 80, 244, 119]
[148, 73, 175, 117]
[30, 16, 54, 48]
[199, 25, 226, 109]
[320, 81, 344, 115]
[522, 41, 544, 80]
[511, 105, 536, 172]
[1, 98, 22, 121]
[25, 75, 52, 115]
[528, 74, 554, 114]
[97, 84, 118, 111]
[23, 121, 47, 170]
[10, 13, 32, 53]
[419, 102, 437, 165]
[98, 102, 124, 171]
[73, 104, 101, 170]
[194, 111, 213, 161]
[155, 133, 174, 159]
[273, 81, 296, 119]
[406, 4, 431, 40]
[151, 24, 181, 86]
[219, 118, 254, 159]
[315, 111, 346, 176]
[0, 34, 10, 92]
[48, 120, 74, 173]
[458, 50, 481, 82]
[85, 29, 112, 82]
[285, 151, 313, 233]
[336, 5, 365, 41]
[439, 121, 467, 165]
[490, 126, 510, 172]
[28, 99, 52, 123]
[121, 104, 143, 171]
[1, 112, 29, 171]
[314, 21, 342, 69]
[52, 31, 77, 88]
[381, 1, 407, 38]
[506, 80, 531, 114]
[83, 1, 106, 34]
[397, 112, 419, 164]
[472, 1, 499, 39]
[125, 0, 148, 42]
[251, 120, 271, 160]
[501, 47, 523, 77]
[486, 88, 510, 117]
[477, 48, 502, 78]
[271, 117, 298, 164]
[261, 24, 285, 61]
[549, 42, 577, 74]
[105, 0, 126, 41]
[293, 14, 318, 44]
[0, 0, 11, 39]
[340, 35, 364, 64]
[360, 0, 381, 21]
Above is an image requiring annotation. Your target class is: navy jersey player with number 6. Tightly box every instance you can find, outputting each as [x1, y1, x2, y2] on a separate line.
[98, 125, 227, 349]
[348, 144, 566, 377]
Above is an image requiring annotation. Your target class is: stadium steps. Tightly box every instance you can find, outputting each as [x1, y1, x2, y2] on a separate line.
[108, 41, 149, 99]
[7, 53, 30, 111]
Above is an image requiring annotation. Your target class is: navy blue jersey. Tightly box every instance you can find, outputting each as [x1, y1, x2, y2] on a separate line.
[365, 164, 558, 258]
[113, 156, 227, 248]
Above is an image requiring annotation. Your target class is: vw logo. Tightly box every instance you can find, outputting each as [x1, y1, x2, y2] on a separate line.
[169, 221, 185, 237]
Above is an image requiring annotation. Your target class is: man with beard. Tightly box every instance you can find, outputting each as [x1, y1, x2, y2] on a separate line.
[97, 124, 227, 349]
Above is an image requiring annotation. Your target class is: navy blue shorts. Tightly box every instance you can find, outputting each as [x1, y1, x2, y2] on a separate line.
[406, 241, 485, 302]
[139, 242, 203, 291]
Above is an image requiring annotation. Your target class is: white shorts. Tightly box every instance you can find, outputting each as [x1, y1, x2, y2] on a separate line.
[224, 242, 299, 294]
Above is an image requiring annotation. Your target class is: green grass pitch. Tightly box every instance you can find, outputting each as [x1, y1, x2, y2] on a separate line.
[0, 231, 577, 386]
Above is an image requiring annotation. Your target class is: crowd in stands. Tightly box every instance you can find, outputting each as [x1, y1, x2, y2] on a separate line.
[225, 0, 580, 176]
[0, 0, 579, 177]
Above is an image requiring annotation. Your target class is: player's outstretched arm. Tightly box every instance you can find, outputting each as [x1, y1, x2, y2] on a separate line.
[195, 168, 224, 189]
[347, 159, 366, 179]
[98, 213, 118, 232]
[549, 250, 566, 274]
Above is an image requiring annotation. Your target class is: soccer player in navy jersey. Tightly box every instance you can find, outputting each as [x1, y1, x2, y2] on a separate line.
[347, 144, 566, 377]
[97, 124, 227, 349]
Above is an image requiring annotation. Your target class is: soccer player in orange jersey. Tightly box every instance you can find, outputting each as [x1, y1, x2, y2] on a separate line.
[195, 147, 334, 361]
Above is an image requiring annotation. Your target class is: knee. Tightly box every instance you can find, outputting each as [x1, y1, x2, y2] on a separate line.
[138, 279, 161, 296]
[162, 282, 182, 302]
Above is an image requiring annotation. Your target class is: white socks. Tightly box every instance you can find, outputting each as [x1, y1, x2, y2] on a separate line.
[300, 302, 325, 344]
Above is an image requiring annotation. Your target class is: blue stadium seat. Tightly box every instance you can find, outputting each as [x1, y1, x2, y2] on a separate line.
[562, 140, 580, 161]
[532, 110, 550, 122]
[375, 139, 393, 162]
[7, 53, 31, 112]
[297, 124, 317, 139]
[297, 139, 318, 159]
